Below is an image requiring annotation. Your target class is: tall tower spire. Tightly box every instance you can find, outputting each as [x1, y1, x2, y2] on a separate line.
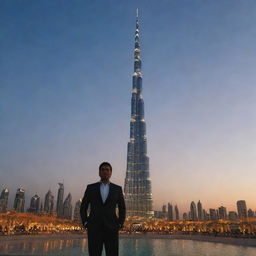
[124, 10, 153, 218]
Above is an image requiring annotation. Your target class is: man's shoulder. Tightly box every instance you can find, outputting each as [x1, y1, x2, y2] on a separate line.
[87, 182, 100, 188]
[110, 182, 122, 190]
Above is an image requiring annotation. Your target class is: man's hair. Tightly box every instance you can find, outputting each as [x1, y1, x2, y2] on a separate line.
[99, 162, 112, 171]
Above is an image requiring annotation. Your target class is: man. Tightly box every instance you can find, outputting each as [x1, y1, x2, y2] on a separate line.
[80, 162, 126, 256]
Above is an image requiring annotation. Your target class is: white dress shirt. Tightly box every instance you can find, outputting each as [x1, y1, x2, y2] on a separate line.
[100, 181, 110, 203]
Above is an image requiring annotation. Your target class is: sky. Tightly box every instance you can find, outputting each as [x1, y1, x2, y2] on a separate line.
[0, 0, 256, 214]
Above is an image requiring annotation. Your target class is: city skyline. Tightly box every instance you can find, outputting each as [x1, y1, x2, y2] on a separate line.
[1, 1, 256, 213]
[1, 185, 256, 222]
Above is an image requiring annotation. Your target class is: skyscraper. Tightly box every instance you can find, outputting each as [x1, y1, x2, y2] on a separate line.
[183, 212, 188, 221]
[0, 188, 9, 213]
[124, 9, 153, 218]
[218, 206, 227, 219]
[56, 183, 64, 218]
[209, 208, 218, 220]
[167, 203, 173, 221]
[197, 200, 203, 221]
[162, 204, 167, 219]
[40, 202, 43, 213]
[73, 199, 82, 223]
[190, 201, 198, 221]
[203, 209, 209, 221]
[44, 190, 54, 215]
[175, 205, 179, 220]
[248, 209, 254, 218]
[14, 188, 25, 212]
[228, 211, 238, 220]
[63, 193, 72, 220]
[237, 200, 248, 219]
[28, 194, 40, 214]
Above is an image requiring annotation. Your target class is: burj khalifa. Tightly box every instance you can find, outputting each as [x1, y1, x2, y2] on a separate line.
[124, 10, 153, 218]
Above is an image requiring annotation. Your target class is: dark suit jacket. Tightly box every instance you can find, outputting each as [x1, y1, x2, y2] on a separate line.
[80, 182, 126, 231]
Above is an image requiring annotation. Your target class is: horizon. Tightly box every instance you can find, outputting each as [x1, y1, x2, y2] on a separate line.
[1, 0, 256, 214]
[1, 184, 253, 215]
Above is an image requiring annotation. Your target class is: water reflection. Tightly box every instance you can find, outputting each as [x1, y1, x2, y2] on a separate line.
[120, 237, 154, 256]
[0, 237, 88, 255]
[0, 237, 256, 256]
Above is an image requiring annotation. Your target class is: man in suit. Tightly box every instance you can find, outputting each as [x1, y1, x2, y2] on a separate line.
[80, 162, 126, 256]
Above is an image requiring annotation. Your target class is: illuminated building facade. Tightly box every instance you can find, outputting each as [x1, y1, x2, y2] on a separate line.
[14, 188, 25, 212]
[124, 9, 153, 218]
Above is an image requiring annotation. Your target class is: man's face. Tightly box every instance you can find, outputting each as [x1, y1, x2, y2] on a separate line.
[99, 165, 112, 181]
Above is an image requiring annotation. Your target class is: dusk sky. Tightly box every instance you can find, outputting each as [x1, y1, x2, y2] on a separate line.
[1, 0, 256, 214]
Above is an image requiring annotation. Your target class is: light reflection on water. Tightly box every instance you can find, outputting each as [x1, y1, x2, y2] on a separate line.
[0, 237, 256, 256]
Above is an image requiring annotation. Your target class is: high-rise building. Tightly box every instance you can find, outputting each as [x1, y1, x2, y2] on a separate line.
[237, 200, 247, 219]
[0, 188, 9, 213]
[0, 200, 5, 213]
[197, 200, 203, 221]
[56, 183, 64, 218]
[209, 208, 218, 220]
[40, 202, 43, 214]
[154, 211, 163, 219]
[167, 203, 173, 221]
[218, 206, 227, 219]
[190, 201, 198, 221]
[162, 204, 167, 219]
[14, 188, 25, 212]
[63, 193, 72, 220]
[27, 194, 40, 214]
[228, 211, 238, 220]
[216, 209, 220, 219]
[248, 209, 254, 218]
[183, 212, 188, 221]
[203, 209, 209, 221]
[44, 190, 54, 215]
[73, 199, 82, 223]
[124, 10, 153, 218]
[175, 205, 179, 220]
